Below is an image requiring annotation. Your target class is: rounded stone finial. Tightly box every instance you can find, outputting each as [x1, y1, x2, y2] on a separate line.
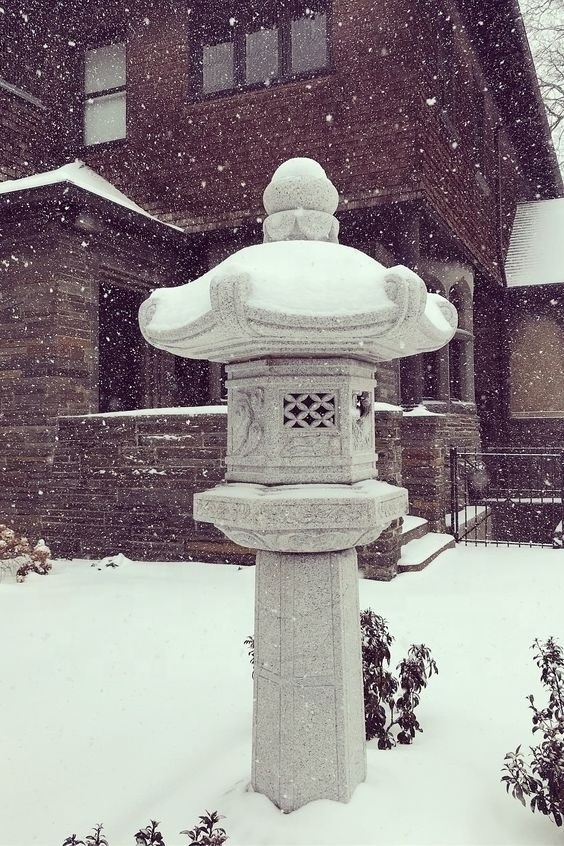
[262, 157, 339, 243]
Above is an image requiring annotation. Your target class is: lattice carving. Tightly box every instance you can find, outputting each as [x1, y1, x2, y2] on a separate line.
[284, 393, 336, 428]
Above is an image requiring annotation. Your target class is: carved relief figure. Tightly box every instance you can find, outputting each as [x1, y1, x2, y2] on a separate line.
[231, 388, 265, 456]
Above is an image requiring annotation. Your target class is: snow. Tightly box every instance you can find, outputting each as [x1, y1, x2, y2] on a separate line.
[1, 546, 563, 845]
[271, 157, 327, 180]
[62, 405, 228, 418]
[401, 514, 427, 534]
[0, 160, 183, 232]
[403, 403, 441, 416]
[399, 532, 453, 567]
[505, 198, 564, 286]
[203, 479, 400, 500]
[144, 240, 396, 333]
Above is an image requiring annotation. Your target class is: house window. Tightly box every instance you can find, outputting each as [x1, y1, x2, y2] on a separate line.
[291, 12, 328, 74]
[203, 41, 235, 94]
[84, 43, 126, 146]
[436, 26, 458, 128]
[422, 351, 441, 400]
[197, 4, 329, 96]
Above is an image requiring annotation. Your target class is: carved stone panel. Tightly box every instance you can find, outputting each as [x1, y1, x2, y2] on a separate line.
[352, 391, 373, 451]
[230, 387, 265, 457]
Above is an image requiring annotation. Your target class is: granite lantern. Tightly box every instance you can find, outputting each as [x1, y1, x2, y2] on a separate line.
[139, 158, 457, 812]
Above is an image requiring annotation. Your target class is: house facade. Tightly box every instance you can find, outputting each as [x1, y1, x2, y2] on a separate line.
[0, 0, 562, 574]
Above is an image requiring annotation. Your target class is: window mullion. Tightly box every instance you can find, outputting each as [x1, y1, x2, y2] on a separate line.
[280, 18, 291, 78]
[234, 32, 245, 87]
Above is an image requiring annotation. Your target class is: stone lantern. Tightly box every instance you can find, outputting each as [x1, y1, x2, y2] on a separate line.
[139, 158, 457, 813]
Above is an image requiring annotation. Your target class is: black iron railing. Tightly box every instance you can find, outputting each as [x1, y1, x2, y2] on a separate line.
[449, 447, 564, 547]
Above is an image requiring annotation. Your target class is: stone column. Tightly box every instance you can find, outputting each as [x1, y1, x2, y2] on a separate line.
[252, 549, 365, 810]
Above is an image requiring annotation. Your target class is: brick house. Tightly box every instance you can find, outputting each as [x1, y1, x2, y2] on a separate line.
[0, 0, 562, 575]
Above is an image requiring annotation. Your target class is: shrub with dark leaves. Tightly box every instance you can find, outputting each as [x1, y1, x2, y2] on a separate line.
[502, 637, 564, 827]
[61, 813, 228, 846]
[181, 810, 228, 845]
[361, 610, 438, 748]
[62, 825, 107, 846]
[135, 820, 165, 845]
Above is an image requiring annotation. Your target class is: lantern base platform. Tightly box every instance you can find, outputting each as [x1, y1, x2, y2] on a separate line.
[194, 480, 407, 553]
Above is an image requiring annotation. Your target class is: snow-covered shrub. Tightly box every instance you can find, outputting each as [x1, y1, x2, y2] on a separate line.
[245, 611, 438, 748]
[181, 810, 228, 845]
[0, 523, 51, 583]
[502, 638, 564, 827]
[362, 610, 438, 748]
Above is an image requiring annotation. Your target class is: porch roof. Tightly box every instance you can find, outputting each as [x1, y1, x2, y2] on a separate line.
[505, 198, 564, 287]
[0, 160, 183, 233]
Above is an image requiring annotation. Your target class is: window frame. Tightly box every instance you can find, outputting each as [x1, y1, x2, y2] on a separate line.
[192, 4, 331, 100]
[83, 40, 127, 148]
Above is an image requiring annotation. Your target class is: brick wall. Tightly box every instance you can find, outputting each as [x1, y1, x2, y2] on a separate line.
[43, 410, 257, 563]
[401, 409, 481, 530]
[358, 408, 404, 581]
[0, 191, 186, 535]
[69, 0, 423, 230]
[0, 87, 50, 181]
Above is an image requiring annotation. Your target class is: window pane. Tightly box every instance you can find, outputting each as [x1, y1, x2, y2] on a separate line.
[84, 90, 126, 145]
[291, 12, 328, 74]
[85, 43, 126, 94]
[246, 27, 279, 85]
[203, 41, 234, 93]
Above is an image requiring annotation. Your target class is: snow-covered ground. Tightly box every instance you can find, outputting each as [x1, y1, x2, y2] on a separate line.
[1, 545, 563, 846]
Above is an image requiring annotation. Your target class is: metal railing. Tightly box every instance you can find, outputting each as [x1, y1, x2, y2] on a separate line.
[449, 447, 564, 547]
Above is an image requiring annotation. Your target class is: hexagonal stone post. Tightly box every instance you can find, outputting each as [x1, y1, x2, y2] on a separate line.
[139, 157, 458, 812]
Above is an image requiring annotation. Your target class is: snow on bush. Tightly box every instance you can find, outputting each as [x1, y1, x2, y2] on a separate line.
[0, 523, 51, 583]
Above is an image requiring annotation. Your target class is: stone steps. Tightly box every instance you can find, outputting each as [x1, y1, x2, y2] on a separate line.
[398, 528, 455, 574]
[401, 514, 430, 543]
[399, 514, 457, 573]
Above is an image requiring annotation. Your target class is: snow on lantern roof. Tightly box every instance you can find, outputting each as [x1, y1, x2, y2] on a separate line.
[0, 160, 183, 232]
[139, 157, 458, 364]
[505, 198, 564, 287]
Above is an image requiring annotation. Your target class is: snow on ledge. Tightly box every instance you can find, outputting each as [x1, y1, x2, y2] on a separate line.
[399, 533, 454, 567]
[403, 403, 442, 416]
[401, 515, 428, 534]
[62, 405, 228, 419]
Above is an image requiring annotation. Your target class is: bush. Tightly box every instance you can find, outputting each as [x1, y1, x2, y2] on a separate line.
[361, 610, 438, 748]
[62, 824, 108, 846]
[135, 820, 165, 845]
[61, 812, 228, 846]
[245, 610, 438, 748]
[502, 637, 564, 827]
[181, 810, 228, 845]
[0, 523, 51, 582]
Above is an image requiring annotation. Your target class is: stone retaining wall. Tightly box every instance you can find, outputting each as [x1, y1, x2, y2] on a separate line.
[19, 406, 478, 575]
[43, 407, 411, 578]
[43, 410, 256, 564]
